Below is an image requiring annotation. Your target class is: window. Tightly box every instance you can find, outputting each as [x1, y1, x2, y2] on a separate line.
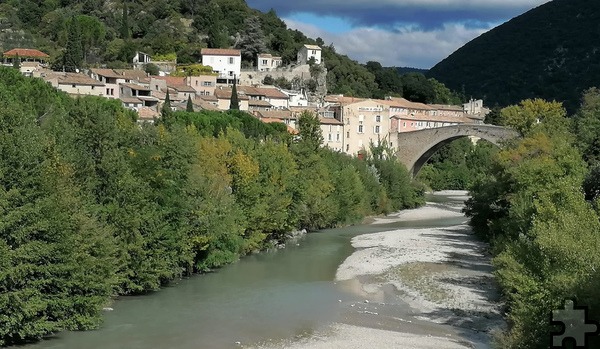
[336, 133, 340, 141]
[358, 125, 364, 133]
[106, 88, 110, 95]
[346, 131, 350, 138]
[229, 57, 234, 64]
[72, 84, 76, 88]
[375, 125, 380, 134]
[403, 122, 406, 128]
[91, 86, 95, 90]
[346, 144, 349, 151]
[328, 134, 332, 141]
[375, 115, 381, 122]
[203, 81, 212, 86]
[262, 59, 268, 65]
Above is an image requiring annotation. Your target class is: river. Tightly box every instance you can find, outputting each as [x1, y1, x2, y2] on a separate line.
[25, 191, 502, 349]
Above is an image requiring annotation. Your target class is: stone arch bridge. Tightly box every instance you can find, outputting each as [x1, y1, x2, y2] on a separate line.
[396, 125, 519, 176]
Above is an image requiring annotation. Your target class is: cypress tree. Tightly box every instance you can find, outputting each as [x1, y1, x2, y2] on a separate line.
[229, 77, 239, 110]
[161, 90, 172, 120]
[186, 95, 194, 112]
[120, 1, 130, 40]
[63, 16, 84, 72]
[12, 54, 20, 70]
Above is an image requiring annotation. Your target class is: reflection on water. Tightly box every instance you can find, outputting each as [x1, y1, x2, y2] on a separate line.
[24, 194, 468, 349]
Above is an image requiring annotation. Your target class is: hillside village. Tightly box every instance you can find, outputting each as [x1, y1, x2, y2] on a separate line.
[3, 45, 489, 156]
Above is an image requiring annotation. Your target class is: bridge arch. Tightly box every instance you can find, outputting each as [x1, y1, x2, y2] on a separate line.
[395, 125, 518, 176]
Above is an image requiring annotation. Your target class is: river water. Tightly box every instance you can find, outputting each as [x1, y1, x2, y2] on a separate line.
[26, 194, 470, 349]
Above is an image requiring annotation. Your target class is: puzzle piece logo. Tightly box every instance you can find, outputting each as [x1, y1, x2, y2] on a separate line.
[551, 299, 599, 348]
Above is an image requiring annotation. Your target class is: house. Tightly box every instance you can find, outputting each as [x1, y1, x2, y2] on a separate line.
[89, 68, 150, 98]
[19, 62, 43, 77]
[238, 86, 289, 110]
[254, 110, 298, 134]
[334, 99, 390, 155]
[200, 48, 241, 85]
[214, 87, 249, 111]
[42, 71, 105, 97]
[119, 83, 159, 109]
[297, 45, 322, 65]
[188, 75, 217, 96]
[281, 89, 308, 107]
[290, 106, 344, 151]
[3, 48, 50, 65]
[120, 97, 143, 111]
[133, 51, 151, 68]
[149, 76, 196, 102]
[257, 53, 282, 71]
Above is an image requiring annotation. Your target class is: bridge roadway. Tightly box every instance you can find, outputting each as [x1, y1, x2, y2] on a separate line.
[395, 124, 518, 176]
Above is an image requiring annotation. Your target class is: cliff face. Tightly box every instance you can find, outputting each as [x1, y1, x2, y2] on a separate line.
[428, 0, 600, 112]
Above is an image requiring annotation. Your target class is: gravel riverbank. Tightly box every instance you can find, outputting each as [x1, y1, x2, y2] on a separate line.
[251, 192, 504, 349]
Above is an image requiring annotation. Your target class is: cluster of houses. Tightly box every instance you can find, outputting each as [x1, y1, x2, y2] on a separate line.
[2, 46, 489, 155]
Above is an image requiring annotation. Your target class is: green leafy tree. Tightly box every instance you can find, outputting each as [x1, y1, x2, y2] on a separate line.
[297, 110, 323, 151]
[120, 0, 130, 40]
[574, 87, 600, 165]
[144, 63, 160, 75]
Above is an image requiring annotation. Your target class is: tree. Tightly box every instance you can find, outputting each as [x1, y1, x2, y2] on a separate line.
[63, 16, 84, 72]
[186, 95, 194, 112]
[234, 16, 268, 63]
[162, 90, 172, 119]
[297, 110, 323, 151]
[400, 73, 435, 103]
[144, 63, 160, 76]
[574, 87, 600, 165]
[500, 98, 568, 136]
[12, 54, 20, 70]
[229, 78, 239, 110]
[120, 0, 130, 40]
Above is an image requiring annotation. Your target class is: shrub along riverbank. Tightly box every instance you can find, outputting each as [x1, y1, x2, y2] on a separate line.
[464, 97, 600, 348]
[0, 67, 424, 346]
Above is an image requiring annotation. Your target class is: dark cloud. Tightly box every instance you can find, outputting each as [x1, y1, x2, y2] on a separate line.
[247, 0, 548, 29]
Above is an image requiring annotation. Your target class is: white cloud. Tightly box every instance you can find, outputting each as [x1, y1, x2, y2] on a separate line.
[284, 18, 491, 68]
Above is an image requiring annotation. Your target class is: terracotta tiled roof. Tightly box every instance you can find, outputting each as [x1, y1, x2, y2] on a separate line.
[392, 113, 473, 124]
[214, 87, 249, 100]
[429, 104, 465, 112]
[380, 97, 433, 110]
[113, 69, 149, 80]
[319, 117, 343, 125]
[255, 110, 293, 120]
[238, 86, 288, 99]
[90, 68, 123, 79]
[3, 48, 49, 58]
[120, 97, 143, 104]
[138, 106, 160, 120]
[260, 117, 298, 134]
[52, 72, 105, 86]
[201, 48, 241, 56]
[258, 53, 282, 59]
[324, 95, 366, 105]
[151, 76, 186, 86]
[200, 95, 218, 102]
[248, 99, 273, 107]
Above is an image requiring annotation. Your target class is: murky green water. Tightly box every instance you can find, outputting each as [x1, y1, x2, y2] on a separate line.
[24, 194, 466, 349]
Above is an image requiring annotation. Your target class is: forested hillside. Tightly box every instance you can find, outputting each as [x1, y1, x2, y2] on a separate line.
[0, 66, 425, 345]
[0, 0, 459, 102]
[428, 0, 600, 112]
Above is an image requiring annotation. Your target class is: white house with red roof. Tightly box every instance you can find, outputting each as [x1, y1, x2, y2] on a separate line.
[200, 48, 241, 85]
[3, 48, 50, 65]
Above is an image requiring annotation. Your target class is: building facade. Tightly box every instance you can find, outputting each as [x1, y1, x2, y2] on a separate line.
[201, 48, 241, 85]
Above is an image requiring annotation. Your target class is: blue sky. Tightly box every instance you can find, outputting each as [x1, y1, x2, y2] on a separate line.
[246, 0, 550, 68]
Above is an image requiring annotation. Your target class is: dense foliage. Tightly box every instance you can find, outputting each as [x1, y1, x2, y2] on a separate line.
[416, 138, 498, 191]
[0, 67, 424, 345]
[429, 0, 600, 113]
[463, 97, 600, 348]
